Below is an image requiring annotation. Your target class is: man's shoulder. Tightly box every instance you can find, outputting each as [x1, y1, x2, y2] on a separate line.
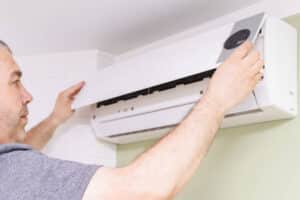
[0, 143, 46, 165]
[0, 143, 33, 155]
[0, 142, 101, 200]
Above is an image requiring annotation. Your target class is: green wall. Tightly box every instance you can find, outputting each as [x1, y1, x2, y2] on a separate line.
[117, 14, 300, 200]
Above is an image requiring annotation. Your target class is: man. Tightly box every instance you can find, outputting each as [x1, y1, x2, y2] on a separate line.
[0, 39, 264, 200]
[0, 40, 86, 150]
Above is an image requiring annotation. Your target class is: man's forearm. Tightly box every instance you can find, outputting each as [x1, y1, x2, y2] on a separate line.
[126, 97, 224, 198]
[24, 114, 59, 150]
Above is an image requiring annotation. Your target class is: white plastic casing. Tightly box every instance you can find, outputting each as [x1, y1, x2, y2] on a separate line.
[76, 14, 297, 144]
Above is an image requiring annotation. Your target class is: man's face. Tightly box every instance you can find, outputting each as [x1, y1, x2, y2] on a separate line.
[0, 48, 32, 143]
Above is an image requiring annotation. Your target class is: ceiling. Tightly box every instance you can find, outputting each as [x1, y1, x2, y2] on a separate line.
[0, 0, 260, 56]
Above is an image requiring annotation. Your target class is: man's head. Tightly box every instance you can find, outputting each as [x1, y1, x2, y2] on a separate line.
[0, 41, 33, 143]
[0, 41, 13, 54]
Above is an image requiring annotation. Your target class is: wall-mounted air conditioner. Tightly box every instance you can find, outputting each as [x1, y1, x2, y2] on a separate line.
[73, 13, 298, 144]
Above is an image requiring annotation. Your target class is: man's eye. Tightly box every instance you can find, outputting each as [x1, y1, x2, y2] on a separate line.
[13, 80, 21, 85]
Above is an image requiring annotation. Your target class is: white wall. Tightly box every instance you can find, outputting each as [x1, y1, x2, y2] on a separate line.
[16, 50, 117, 167]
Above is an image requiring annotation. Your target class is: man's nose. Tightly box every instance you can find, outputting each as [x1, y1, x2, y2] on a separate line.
[22, 86, 33, 104]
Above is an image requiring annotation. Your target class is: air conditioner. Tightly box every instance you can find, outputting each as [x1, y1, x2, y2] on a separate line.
[73, 13, 298, 144]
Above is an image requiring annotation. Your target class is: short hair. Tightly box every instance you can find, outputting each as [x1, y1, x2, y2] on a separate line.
[0, 40, 13, 54]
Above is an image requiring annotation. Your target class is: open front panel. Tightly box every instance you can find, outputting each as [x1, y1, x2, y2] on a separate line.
[74, 13, 266, 109]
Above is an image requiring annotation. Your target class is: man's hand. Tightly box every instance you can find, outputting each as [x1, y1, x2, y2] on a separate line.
[50, 81, 85, 126]
[24, 81, 85, 150]
[204, 41, 264, 115]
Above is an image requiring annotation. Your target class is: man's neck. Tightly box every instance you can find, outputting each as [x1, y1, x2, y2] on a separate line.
[0, 128, 19, 144]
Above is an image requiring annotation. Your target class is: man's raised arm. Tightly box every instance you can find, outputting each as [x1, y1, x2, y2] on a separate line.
[24, 81, 85, 150]
[82, 41, 264, 200]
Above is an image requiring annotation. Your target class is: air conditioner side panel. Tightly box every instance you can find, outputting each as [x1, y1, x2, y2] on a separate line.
[255, 18, 298, 115]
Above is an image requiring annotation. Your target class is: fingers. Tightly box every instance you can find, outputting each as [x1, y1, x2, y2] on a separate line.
[63, 81, 85, 98]
[249, 61, 264, 89]
[243, 50, 260, 66]
[230, 41, 254, 59]
[249, 59, 264, 75]
[254, 71, 264, 84]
